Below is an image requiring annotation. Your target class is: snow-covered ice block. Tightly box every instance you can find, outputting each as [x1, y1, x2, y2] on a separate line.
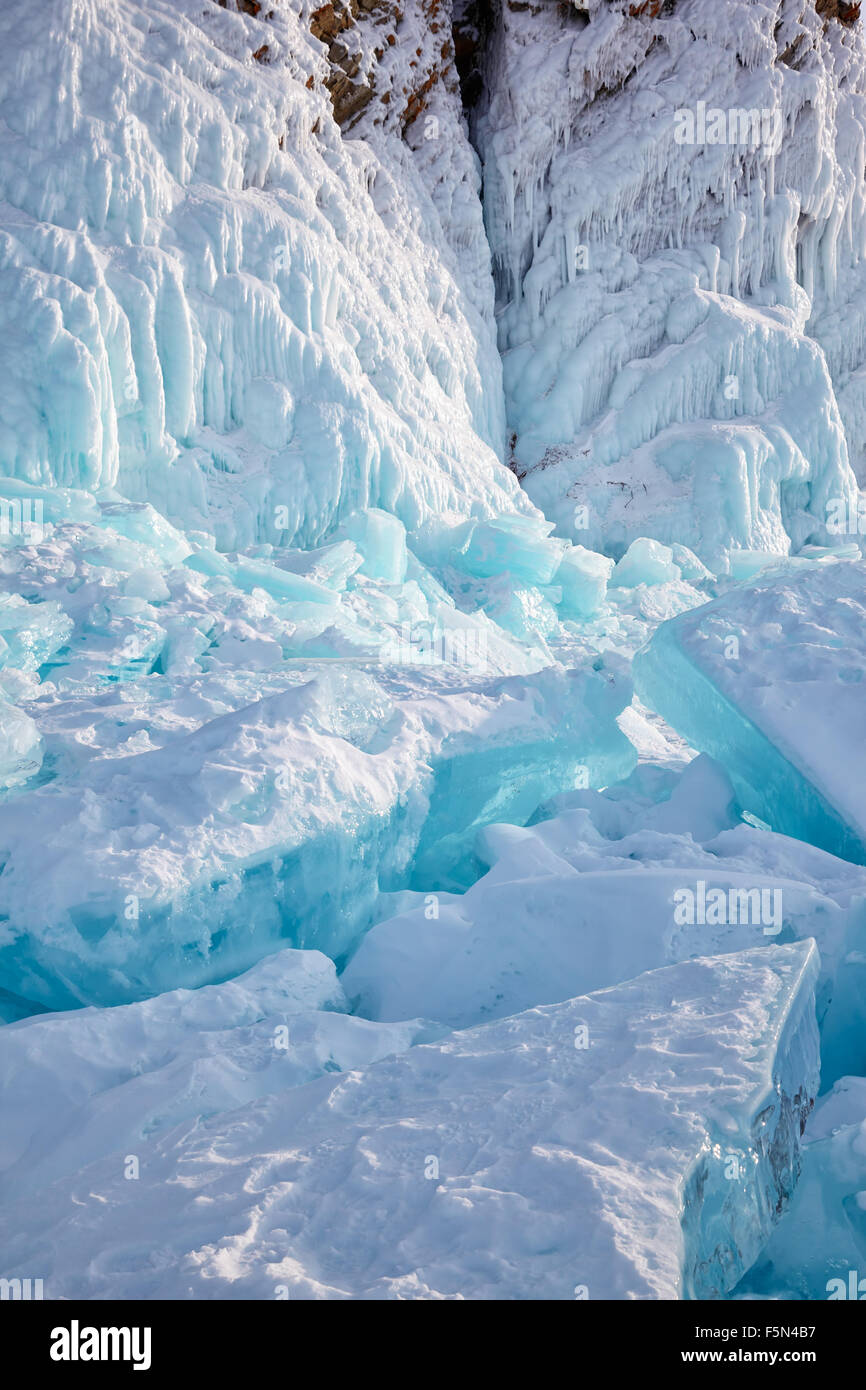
[0, 947, 426, 1202]
[634, 556, 866, 864]
[0, 943, 820, 1300]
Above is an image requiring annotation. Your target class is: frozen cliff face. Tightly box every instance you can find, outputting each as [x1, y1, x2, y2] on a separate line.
[470, 0, 865, 566]
[0, 0, 513, 548]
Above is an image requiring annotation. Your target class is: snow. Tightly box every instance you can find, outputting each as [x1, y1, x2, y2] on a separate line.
[471, 0, 866, 565]
[0, 946, 428, 1202]
[0, 0, 865, 1303]
[0, 942, 819, 1301]
[634, 553, 866, 864]
[343, 754, 866, 1087]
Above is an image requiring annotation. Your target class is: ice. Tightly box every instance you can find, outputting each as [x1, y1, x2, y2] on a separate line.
[469, 0, 864, 564]
[553, 542, 614, 618]
[735, 1074, 866, 1300]
[0, 0, 650, 1018]
[1, 0, 865, 1303]
[0, 943, 819, 1300]
[634, 554, 866, 864]
[0, 946, 428, 1203]
[0, 699, 42, 792]
[455, 512, 568, 586]
[340, 508, 408, 585]
[343, 756, 866, 1067]
[610, 536, 682, 589]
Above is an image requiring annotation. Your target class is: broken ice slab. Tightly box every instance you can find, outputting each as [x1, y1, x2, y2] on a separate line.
[343, 756, 866, 1061]
[610, 536, 682, 588]
[553, 543, 614, 618]
[454, 512, 569, 586]
[634, 556, 866, 865]
[0, 657, 633, 1012]
[451, 513, 616, 621]
[0, 947, 427, 1201]
[733, 1074, 866, 1301]
[0, 943, 819, 1300]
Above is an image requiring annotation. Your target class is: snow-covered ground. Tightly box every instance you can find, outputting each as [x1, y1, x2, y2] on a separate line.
[2, 0, 866, 1301]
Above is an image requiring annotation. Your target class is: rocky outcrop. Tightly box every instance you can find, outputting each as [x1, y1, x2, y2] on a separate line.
[308, 0, 458, 133]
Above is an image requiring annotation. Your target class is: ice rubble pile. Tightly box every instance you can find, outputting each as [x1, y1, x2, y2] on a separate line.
[470, 0, 866, 564]
[0, 487, 638, 1013]
[0, 943, 820, 1300]
[343, 751, 866, 1090]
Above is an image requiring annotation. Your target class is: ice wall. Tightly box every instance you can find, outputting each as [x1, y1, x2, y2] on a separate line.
[471, 0, 866, 565]
[0, 0, 517, 549]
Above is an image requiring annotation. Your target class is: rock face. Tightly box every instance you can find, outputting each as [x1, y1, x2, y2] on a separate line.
[816, 0, 861, 27]
[307, 0, 458, 132]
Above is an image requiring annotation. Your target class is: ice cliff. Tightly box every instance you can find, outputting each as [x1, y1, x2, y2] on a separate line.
[469, 0, 866, 566]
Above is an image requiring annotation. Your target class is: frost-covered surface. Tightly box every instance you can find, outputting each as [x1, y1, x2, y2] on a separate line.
[0, 946, 429, 1202]
[1, 0, 865, 1303]
[0, 0, 513, 544]
[472, 0, 865, 564]
[0, 943, 819, 1300]
[634, 554, 866, 863]
[343, 755, 866, 1085]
